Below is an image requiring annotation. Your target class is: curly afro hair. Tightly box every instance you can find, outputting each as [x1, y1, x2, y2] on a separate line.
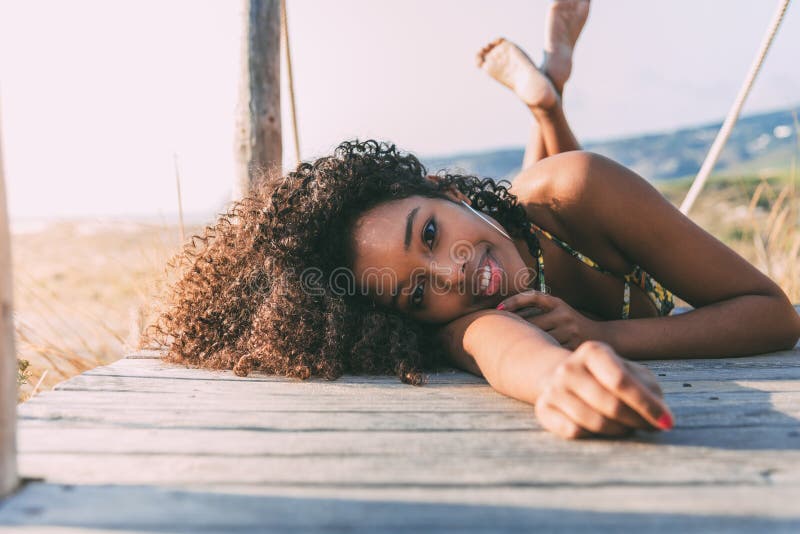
[150, 139, 531, 385]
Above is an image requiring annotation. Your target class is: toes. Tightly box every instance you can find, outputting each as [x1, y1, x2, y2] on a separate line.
[476, 37, 505, 67]
[481, 37, 506, 54]
[475, 37, 506, 67]
[476, 48, 488, 67]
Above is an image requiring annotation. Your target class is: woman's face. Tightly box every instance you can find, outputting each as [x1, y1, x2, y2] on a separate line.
[350, 195, 533, 324]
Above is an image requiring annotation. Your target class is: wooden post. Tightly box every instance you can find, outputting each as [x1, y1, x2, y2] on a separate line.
[0, 110, 18, 498]
[235, 0, 282, 198]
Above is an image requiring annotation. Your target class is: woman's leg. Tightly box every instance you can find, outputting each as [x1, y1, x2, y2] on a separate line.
[542, 0, 590, 97]
[529, 104, 579, 161]
[521, 122, 547, 170]
[480, 0, 590, 169]
[478, 40, 580, 163]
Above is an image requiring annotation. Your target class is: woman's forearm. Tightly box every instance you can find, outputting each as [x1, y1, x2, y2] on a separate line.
[604, 294, 800, 360]
[445, 310, 675, 439]
[460, 311, 570, 404]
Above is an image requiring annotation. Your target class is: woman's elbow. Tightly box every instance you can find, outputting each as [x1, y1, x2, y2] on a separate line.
[773, 299, 800, 351]
[785, 306, 800, 350]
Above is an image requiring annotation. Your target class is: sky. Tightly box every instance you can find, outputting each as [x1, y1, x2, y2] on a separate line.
[1, 0, 798, 219]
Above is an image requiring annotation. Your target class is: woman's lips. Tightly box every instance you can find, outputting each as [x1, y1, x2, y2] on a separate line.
[476, 249, 503, 297]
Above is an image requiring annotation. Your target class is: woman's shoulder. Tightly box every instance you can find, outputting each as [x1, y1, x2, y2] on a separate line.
[511, 151, 614, 207]
[509, 151, 613, 234]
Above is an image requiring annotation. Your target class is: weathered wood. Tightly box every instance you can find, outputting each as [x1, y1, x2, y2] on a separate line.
[3, 344, 800, 531]
[0, 109, 17, 498]
[16, 389, 800, 431]
[235, 0, 282, 198]
[14, 447, 800, 487]
[3, 483, 798, 533]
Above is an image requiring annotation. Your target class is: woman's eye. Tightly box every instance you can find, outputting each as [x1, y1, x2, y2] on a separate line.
[422, 218, 436, 249]
[411, 280, 425, 308]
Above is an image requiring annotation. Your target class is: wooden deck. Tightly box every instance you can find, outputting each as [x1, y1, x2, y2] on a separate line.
[1, 341, 799, 532]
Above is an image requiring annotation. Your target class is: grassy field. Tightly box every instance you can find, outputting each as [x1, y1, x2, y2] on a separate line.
[12, 219, 188, 401]
[12, 170, 800, 402]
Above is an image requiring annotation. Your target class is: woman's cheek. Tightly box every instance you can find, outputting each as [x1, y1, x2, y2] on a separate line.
[437, 294, 471, 323]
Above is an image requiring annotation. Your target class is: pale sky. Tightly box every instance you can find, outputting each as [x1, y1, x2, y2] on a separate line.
[1, 0, 798, 219]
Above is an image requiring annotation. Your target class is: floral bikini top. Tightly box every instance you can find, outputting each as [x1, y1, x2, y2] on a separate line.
[524, 221, 675, 319]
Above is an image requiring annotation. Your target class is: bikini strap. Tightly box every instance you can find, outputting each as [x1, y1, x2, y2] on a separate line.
[522, 225, 548, 293]
[525, 221, 674, 319]
[527, 221, 615, 277]
[622, 282, 631, 319]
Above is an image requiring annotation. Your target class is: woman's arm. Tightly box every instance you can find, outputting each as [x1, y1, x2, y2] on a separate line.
[539, 151, 800, 359]
[439, 310, 674, 438]
[440, 309, 566, 403]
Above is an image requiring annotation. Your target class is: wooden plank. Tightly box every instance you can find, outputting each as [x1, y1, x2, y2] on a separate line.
[0, 106, 17, 498]
[235, 0, 281, 197]
[27, 378, 800, 405]
[14, 386, 800, 433]
[48, 367, 800, 395]
[13, 424, 800, 457]
[54, 348, 800, 391]
[15, 391, 800, 432]
[1, 483, 797, 533]
[5, 344, 800, 530]
[15, 453, 785, 488]
[12, 427, 800, 488]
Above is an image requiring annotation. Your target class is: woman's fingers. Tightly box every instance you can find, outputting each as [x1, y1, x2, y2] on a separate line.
[534, 400, 591, 440]
[513, 306, 547, 320]
[581, 344, 674, 430]
[527, 312, 560, 332]
[565, 364, 653, 430]
[497, 290, 558, 313]
[551, 389, 632, 436]
[625, 360, 664, 398]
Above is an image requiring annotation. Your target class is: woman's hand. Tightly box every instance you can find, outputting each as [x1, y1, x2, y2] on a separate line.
[496, 290, 600, 350]
[534, 340, 673, 439]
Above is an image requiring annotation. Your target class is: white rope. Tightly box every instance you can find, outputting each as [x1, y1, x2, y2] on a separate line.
[680, 0, 791, 215]
[281, 0, 301, 165]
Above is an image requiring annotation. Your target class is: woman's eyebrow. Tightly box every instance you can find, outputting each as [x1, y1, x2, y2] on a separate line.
[392, 205, 421, 310]
[404, 206, 420, 251]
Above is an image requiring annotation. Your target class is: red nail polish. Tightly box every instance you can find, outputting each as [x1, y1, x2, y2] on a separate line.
[496, 303, 505, 310]
[657, 413, 674, 430]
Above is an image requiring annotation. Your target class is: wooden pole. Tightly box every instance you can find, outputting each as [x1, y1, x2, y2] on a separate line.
[235, 0, 282, 198]
[0, 108, 18, 498]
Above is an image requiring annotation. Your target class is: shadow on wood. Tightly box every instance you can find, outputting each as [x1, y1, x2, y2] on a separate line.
[1, 483, 799, 533]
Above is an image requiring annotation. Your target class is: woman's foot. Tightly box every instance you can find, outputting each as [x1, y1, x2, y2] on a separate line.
[542, 0, 590, 94]
[476, 38, 558, 110]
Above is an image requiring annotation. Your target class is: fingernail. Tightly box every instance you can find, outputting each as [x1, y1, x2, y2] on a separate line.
[657, 412, 674, 431]
[496, 303, 505, 310]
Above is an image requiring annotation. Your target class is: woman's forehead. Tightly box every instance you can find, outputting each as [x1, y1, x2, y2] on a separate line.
[352, 197, 423, 262]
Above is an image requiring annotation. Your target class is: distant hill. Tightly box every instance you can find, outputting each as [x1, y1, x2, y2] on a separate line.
[422, 107, 798, 182]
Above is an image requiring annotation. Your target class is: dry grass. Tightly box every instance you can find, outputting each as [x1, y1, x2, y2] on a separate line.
[659, 169, 799, 303]
[12, 219, 188, 402]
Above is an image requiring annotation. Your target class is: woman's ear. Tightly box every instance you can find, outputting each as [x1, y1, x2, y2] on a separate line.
[425, 175, 471, 205]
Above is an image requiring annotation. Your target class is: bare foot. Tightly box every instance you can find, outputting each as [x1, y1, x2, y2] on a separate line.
[542, 0, 590, 93]
[476, 38, 558, 110]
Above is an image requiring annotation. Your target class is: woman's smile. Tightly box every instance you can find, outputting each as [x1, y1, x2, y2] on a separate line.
[475, 248, 504, 298]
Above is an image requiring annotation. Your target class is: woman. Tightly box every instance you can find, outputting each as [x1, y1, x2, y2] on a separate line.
[153, 1, 800, 439]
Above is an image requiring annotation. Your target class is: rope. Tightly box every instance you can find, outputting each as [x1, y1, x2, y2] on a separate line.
[680, 0, 791, 215]
[280, 0, 301, 165]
